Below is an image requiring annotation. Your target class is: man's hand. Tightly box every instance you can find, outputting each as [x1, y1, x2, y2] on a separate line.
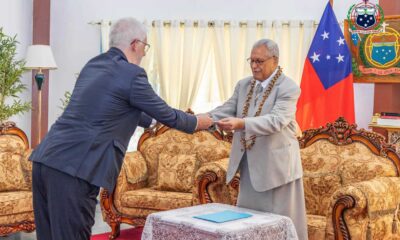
[217, 117, 245, 131]
[195, 114, 213, 130]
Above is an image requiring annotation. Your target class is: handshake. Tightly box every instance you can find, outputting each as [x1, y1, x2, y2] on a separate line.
[195, 114, 245, 131]
[195, 113, 214, 131]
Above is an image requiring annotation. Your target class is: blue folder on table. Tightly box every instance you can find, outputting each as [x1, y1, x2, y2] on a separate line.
[193, 210, 252, 223]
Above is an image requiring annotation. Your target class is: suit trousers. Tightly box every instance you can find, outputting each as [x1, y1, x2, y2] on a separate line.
[32, 162, 100, 240]
[237, 155, 308, 240]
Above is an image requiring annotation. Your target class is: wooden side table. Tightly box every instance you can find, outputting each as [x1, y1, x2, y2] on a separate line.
[369, 123, 400, 154]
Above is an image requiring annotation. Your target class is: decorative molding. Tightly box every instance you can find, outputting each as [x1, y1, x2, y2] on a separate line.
[0, 221, 35, 237]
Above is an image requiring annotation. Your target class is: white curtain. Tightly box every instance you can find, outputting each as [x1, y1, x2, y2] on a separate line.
[211, 20, 316, 102]
[153, 20, 212, 109]
[100, 20, 111, 53]
[212, 21, 249, 100]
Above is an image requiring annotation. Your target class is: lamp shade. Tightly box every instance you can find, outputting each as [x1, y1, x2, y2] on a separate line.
[25, 45, 57, 70]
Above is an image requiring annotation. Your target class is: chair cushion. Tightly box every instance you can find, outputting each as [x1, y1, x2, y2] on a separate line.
[121, 188, 193, 210]
[0, 191, 33, 216]
[192, 131, 231, 163]
[307, 214, 326, 240]
[303, 173, 342, 216]
[123, 151, 148, 185]
[0, 135, 29, 191]
[155, 153, 199, 192]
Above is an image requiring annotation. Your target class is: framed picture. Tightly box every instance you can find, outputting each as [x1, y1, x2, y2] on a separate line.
[344, 15, 400, 83]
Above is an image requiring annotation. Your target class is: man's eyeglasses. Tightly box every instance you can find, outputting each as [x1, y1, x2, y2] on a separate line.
[132, 39, 151, 52]
[246, 57, 274, 66]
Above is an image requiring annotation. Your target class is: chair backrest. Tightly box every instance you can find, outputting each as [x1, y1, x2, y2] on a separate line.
[0, 122, 31, 191]
[299, 117, 400, 216]
[138, 126, 231, 187]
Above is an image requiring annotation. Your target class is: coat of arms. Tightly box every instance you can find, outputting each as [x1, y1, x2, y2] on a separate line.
[348, 0, 384, 35]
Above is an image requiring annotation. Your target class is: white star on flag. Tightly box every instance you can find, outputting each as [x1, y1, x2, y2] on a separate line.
[321, 31, 329, 40]
[337, 37, 345, 46]
[310, 52, 320, 62]
[336, 54, 344, 63]
[326, 55, 331, 60]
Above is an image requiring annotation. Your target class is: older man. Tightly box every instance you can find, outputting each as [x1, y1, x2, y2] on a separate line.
[209, 39, 307, 239]
[30, 18, 212, 240]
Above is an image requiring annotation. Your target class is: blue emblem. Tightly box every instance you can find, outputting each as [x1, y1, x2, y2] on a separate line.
[371, 43, 396, 65]
[355, 7, 376, 29]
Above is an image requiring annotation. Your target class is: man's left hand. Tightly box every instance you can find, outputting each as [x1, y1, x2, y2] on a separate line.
[217, 117, 245, 131]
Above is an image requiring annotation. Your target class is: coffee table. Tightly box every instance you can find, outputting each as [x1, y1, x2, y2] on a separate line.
[141, 203, 298, 240]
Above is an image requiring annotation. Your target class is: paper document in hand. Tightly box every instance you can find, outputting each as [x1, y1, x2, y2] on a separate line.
[193, 210, 252, 223]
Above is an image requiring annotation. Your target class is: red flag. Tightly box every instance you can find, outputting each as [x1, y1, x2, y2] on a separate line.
[296, 2, 355, 130]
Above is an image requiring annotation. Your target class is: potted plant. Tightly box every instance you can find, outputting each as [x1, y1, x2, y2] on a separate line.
[0, 28, 31, 128]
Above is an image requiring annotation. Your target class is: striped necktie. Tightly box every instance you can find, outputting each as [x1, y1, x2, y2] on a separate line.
[254, 83, 263, 106]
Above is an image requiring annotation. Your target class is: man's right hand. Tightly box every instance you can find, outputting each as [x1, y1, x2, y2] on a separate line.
[195, 114, 213, 130]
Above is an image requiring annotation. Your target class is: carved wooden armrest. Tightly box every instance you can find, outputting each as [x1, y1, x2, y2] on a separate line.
[194, 158, 238, 205]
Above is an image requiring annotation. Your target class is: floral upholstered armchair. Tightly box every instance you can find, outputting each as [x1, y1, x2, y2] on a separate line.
[199, 117, 400, 240]
[300, 117, 400, 240]
[0, 122, 35, 236]
[100, 125, 233, 239]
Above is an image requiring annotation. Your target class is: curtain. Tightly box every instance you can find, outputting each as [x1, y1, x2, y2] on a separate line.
[211, 20, 316, 102]
[100, 20, 111, 53]
[212, 21, 248, 100]
[153, 20, 212, 109]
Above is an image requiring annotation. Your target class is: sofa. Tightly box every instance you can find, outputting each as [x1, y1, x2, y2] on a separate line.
[0, 122, 35, 236]
[198, 117, 400, 240]
[100, 124, 233, 239]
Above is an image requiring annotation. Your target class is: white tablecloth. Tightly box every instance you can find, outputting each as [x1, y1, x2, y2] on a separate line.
[142, 203, 298, 240]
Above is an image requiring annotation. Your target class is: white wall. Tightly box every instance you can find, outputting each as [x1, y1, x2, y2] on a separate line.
[34, 0, 370, 131]
[0, 0, 33, 140]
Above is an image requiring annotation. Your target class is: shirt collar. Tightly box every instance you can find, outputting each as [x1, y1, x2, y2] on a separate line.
[256, 67, 279, 88]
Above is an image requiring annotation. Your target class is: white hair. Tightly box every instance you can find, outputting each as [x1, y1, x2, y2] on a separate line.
[252, 39, 279, 58]
[109, 17, 147, 49]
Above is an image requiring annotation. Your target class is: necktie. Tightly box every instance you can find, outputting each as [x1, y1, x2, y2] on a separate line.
[254, 83, 263, 106]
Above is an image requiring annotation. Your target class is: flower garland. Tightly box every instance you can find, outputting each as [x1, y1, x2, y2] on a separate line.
[240, 66, 282, 151]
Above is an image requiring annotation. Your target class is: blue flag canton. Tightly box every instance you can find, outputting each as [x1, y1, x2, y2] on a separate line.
[308, 3, 352, 90]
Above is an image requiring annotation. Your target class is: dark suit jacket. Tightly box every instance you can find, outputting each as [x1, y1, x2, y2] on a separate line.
[30, 47, 197, 191]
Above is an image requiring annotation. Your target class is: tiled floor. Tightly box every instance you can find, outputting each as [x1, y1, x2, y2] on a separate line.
[2, 203, 131, 239]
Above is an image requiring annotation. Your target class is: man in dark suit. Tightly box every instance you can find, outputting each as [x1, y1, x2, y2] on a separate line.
[30, 17, 213, 240]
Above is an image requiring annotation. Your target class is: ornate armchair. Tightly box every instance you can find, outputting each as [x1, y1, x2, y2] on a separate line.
[100, 125, 233, 239]
[198, 118, 400, 240]
[0, 122, 35, 236]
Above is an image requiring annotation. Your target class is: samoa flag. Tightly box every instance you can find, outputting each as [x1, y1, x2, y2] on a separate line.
[296, 2, 355, 130]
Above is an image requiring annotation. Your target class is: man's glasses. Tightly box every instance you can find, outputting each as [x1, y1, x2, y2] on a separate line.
[132, 39, 151, 52]
[246, 56, 274, 66]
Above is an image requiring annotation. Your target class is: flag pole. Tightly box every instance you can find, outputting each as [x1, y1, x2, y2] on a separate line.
[330, 0, 333, 6]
